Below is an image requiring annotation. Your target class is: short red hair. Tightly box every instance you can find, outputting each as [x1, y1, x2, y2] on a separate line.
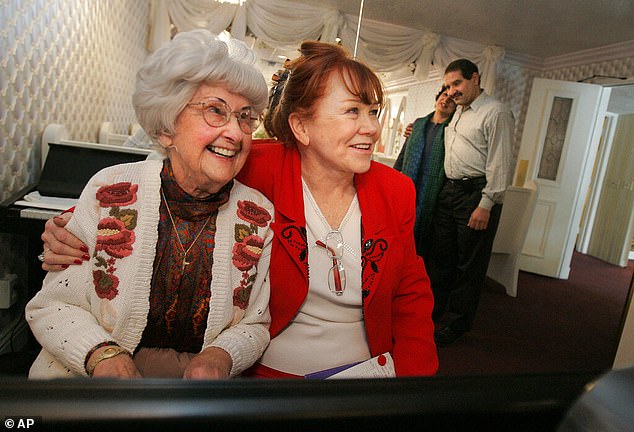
[268, 41, 384, 147]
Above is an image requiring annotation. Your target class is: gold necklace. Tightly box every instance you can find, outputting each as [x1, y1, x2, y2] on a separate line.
[160, 187, 213, 272]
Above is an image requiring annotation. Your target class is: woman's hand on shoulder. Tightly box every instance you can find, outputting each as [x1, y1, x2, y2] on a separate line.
[403, 123, 414, 139]
[41, 212, 89, 271]
[183, 347, 232, 380]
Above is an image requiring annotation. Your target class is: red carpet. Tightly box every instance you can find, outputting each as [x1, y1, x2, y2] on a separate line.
[437, 252, 634, 376]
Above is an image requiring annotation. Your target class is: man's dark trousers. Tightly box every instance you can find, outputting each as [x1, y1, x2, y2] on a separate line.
[427, 177, 502, 334]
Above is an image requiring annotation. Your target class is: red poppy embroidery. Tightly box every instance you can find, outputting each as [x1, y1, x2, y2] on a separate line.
[96, 217, 135, 258]
[231, 200, 271, 310]
[92, 182, 139, 302]
[232, 234, 264, 271]
[96, 182, 138, 208]
[237, 200, 272, 227]
[233, 284, 253, 310]
[93, 270, 119, 300]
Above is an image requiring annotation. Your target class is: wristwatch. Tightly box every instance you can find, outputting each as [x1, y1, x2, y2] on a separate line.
[86, 345, 131, 376]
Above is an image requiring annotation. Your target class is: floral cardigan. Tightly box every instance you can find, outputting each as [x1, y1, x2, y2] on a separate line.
[26, 159, 274, 378]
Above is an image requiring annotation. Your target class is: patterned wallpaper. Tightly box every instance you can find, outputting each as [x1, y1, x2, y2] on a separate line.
[544, 56, 634, 82]
[0, 0, 148, 204]
[1, 0, 633, 302]
[0, 0, 148, 295]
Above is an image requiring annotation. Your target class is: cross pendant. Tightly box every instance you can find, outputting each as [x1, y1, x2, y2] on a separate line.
[182, 257, 190, 272]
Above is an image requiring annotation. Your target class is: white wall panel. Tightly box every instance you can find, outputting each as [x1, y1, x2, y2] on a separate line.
[0, 0, 148, 203]
[0, 0, 148, 282]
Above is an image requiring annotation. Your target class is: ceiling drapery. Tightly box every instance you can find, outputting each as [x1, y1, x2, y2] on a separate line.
[148, 0, 505, 94]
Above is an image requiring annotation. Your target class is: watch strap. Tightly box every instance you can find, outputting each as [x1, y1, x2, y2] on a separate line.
[84, 341, 119, 371]
[86, 345, 131, 376]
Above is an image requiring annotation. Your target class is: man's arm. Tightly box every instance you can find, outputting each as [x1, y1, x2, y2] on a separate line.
[481, 109, 515, 210]
[469, 108, 514, 230]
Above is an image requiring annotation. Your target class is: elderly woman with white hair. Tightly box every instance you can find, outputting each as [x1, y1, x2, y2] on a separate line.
[25, 29, 274, 379]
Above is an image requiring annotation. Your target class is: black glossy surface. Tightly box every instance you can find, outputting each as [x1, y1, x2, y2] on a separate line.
[0, 371, 601, 431]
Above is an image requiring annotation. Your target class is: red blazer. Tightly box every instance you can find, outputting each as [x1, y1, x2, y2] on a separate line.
[238, 142, 438, 376]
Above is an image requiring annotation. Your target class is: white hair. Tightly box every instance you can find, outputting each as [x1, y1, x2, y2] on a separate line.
[132, 29, 268, 141]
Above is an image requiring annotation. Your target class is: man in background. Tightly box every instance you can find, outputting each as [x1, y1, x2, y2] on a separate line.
[429, 58, 515, 346]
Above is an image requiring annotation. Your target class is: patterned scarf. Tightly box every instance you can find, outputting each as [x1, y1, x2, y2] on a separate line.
[139, 160, 232, 353]
[396, 112, 452, 253]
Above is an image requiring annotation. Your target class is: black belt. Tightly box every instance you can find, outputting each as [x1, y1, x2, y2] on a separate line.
[446, 176, 487, 191]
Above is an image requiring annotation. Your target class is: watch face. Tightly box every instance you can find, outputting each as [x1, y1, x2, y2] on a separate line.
[87, 346, 129, 375]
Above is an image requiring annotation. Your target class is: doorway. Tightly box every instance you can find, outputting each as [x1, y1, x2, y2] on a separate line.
[578, 84, 634, 267]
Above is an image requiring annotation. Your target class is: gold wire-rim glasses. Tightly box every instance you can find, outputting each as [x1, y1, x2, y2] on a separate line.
[187, 97, 261, 134]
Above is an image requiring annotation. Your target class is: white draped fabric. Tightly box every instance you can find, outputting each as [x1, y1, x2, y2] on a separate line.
[148, 0, 505, 94]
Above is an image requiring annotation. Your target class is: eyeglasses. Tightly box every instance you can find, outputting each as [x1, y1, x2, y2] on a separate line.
[187, 98, 261, 134]
[316, 231, 346, 296]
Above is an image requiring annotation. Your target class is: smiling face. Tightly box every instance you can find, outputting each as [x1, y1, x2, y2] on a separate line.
[444, 70, 481, 107]
[293, 71, 380, 179]
[159, 83, 254, 197]
[435, 90, 457, 117]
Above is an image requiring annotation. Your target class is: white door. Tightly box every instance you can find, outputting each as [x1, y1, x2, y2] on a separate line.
[517, 78, 611, 279]
[586, 113, 634, 267]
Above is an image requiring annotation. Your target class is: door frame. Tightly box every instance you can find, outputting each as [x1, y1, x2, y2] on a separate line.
[518, 78, 611, 278]
[578, 112, 617, 253]
[558, 86, 612, 278]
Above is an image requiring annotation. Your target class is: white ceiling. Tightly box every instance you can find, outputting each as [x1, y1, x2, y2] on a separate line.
[279, 0, 634, 114]
[292, 0, 634, 59]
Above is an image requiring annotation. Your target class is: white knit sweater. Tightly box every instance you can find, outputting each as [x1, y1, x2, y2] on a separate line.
[26, 159, 274, 378]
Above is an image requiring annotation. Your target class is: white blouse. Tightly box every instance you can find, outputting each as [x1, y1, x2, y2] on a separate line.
[258, 179, 370, 375]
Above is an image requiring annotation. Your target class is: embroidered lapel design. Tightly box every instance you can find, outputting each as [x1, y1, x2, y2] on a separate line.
[270, 146, 309, 276]
[279, 225, 308, 272]
[361, 237, 389, 301]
